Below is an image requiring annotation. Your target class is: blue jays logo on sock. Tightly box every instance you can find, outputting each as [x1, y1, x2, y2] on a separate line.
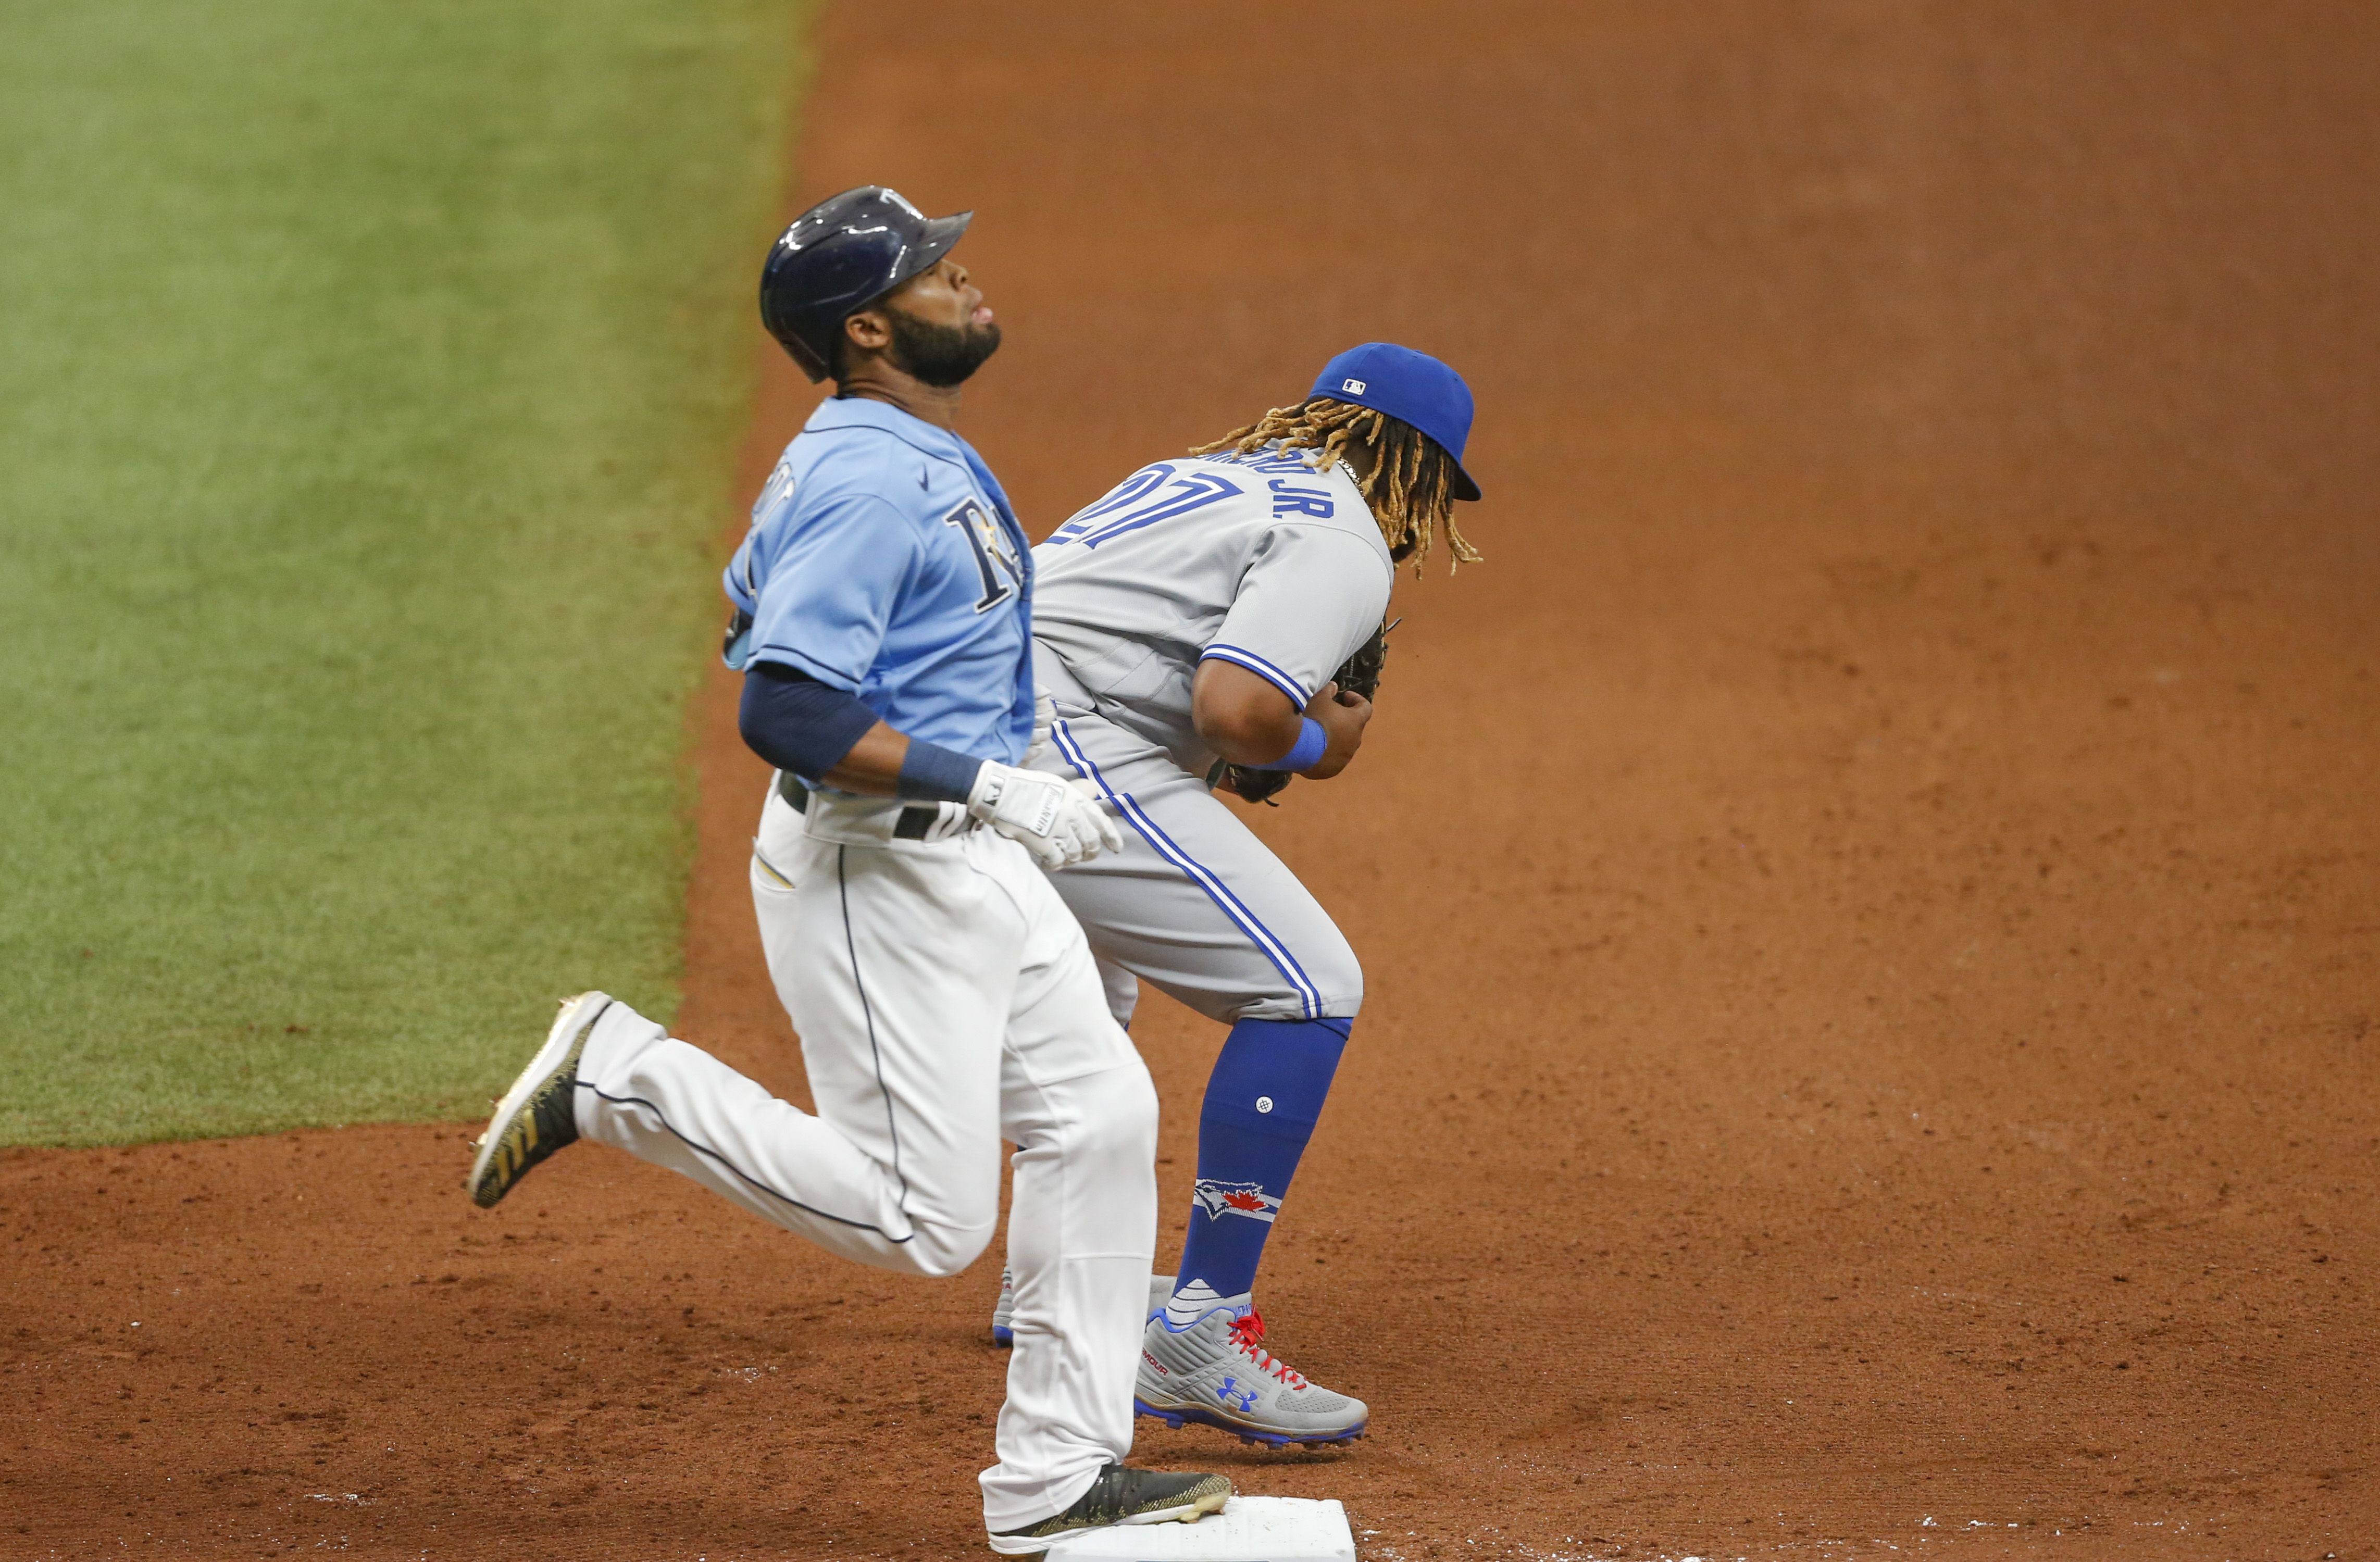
[1192, 1178, 1280, 1223]
[1215, 1376, 1260, 1413]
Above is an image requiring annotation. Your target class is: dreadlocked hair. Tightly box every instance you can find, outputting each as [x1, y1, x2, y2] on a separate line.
[1190, 397, 1481, 575]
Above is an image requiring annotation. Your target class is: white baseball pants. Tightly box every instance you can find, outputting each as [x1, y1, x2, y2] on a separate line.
[571, 781, 1158, 1532]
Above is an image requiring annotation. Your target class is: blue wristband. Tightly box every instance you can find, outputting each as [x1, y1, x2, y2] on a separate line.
[896, 738, 985, 804]
[1250, 717, 1327, 772]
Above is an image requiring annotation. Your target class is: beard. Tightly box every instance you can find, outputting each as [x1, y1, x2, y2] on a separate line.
[884, 308, 1003, 387]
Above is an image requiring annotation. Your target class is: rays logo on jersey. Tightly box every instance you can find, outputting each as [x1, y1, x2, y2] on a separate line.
[1192, 1177, 1280, 1223]
[941, 498, 1024, 611]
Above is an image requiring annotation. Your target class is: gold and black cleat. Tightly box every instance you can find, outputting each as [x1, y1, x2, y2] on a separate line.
[986, 1464, 1231, 1556]
[466, 992, 610, 1208]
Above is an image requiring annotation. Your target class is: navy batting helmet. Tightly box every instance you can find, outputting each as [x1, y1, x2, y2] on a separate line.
[759, 186, 973, 383]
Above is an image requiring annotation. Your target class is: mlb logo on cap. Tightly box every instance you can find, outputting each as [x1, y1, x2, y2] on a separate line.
[1311, 343, 1482, 501]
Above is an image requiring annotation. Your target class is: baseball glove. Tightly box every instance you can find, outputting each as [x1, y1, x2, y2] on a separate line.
[1208, 618, 1395, 806]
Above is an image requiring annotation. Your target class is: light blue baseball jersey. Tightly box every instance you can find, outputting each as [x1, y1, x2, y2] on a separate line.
[724, 396, 1034, 765]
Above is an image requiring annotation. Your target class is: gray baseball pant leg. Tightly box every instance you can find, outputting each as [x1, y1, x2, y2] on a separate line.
[1040, 712, 1364, 1027]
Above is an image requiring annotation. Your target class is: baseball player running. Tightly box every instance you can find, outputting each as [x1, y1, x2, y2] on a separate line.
[466, 187, 1230, 1554]
[993, 344, 1484, 1448]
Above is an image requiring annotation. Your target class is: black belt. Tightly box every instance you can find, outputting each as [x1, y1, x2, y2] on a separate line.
[777, 771, 943, 841]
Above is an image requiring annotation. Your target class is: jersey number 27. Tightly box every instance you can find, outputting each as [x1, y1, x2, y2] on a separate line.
[1046, 463, 1243, 549]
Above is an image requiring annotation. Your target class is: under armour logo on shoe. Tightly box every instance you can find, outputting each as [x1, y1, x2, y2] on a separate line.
[1215, 1376, 1259, 1413]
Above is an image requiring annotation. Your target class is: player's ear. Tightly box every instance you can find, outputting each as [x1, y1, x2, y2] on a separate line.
[844, 308, 893, 355]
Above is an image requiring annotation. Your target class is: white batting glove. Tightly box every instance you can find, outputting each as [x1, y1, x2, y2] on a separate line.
[1023, 688, 1056, 769]
[967, 762, 1123, 868]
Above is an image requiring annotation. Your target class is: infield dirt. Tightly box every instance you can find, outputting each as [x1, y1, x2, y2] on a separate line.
[5, 3, 2375, 1557]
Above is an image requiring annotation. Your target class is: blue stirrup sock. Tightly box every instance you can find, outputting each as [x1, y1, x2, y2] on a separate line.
[1168, 1016, 1349, 1321]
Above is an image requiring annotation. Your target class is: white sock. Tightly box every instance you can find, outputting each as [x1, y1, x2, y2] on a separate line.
[1162, 1277, 1253, 1332]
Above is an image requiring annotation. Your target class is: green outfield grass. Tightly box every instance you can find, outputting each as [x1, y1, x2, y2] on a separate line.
[0, 1, 806, 1145]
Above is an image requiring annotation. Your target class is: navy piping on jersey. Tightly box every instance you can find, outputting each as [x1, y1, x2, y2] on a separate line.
[1051, 719, 1324, 1019]
[1199, 644, 1310, 708]
[575, 1082, 912, 1242]
[838, 844, 916, 1227]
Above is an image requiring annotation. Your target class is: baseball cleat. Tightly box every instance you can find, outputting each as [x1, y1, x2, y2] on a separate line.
[991, 1269, 1174, 1347]
[985, 1463, 1230, 1555]
[1135, 1301, 1368, 1447]
[466, 992, 610, 1208]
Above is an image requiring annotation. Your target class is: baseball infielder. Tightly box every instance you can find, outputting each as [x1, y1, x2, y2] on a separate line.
[466, 186, 1230, 1554]
[993, 345, 1484, 1448]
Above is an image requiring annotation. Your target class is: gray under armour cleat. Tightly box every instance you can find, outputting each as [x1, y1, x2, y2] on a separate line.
[466, 992, 609, 1208]
[1135, 1306, 1368, 1447]
[986, 1463, 1231, 1556]
[991, 1269, 1173, 1346]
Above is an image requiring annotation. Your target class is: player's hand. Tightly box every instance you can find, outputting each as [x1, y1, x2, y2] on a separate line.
[1298, 682, 1372, 780]
[967, 762, 1123, 868]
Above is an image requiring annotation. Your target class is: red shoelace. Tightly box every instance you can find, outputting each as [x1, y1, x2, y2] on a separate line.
[1226, 1310, 1309, 1389]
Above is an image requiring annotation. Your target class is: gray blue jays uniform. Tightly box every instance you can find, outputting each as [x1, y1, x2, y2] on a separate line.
[567, 396, 1160, 1532]
[1029, 446, 1393, 1024]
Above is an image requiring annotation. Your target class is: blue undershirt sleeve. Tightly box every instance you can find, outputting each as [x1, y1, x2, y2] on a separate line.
[739, 663, 880, 779]
[739, 663, 986, 802]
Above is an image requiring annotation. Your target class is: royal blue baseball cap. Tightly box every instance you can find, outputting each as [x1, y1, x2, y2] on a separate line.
[1309, 343, 1481, 501]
